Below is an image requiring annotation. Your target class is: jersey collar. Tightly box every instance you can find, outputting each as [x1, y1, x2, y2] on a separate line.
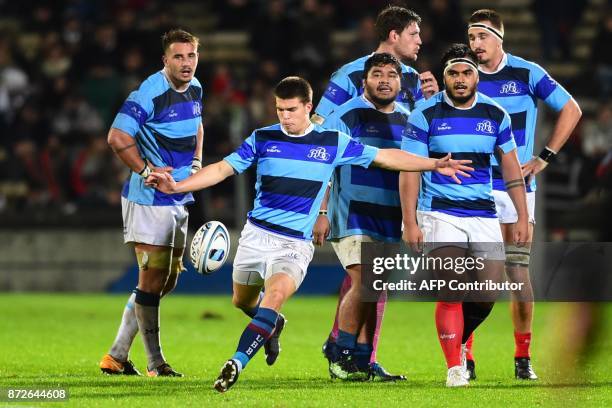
[478, 52, 508, 74]
[280, 122, 314, 137]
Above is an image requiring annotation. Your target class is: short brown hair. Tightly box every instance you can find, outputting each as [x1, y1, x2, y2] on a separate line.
[274, 76, 313, 103]
[161, 29, 199, 53]
[469, 9, 504, 33]
[375, 6, 421, 42]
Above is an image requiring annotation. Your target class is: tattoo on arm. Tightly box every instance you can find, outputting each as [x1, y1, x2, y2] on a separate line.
[505, 178, 525, 190]
[113, 143, 137, 153]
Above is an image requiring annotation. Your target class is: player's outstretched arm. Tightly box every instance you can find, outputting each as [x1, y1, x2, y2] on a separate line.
[373, 149, 473, 183]
[147, 160, 235, 194]
[500, 148, 529, 246]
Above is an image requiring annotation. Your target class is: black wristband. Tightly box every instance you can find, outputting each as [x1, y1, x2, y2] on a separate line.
[538, 147, 556, 163]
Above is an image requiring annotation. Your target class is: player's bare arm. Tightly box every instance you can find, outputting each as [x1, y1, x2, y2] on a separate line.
[108, 127, 173, 177]
[373, 149, 473, 183]
[399, 171, 423, 251]
[192, 122, 204, 174]
[312, 185, 331, 246]
[147, 159, 234, 194]
[521, 98, 582, 180]
[499, 148, 529, 246]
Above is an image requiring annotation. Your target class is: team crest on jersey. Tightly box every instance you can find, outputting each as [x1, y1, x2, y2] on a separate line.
[500, 81, 522, 95]
[308, 147, 331, 161]
[475, 120, 495, 134]
[192, 101, 202, 116]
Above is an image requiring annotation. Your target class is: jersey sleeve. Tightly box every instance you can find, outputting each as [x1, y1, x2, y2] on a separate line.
[496, 111, 517, 154]
[223, 131, 258, 174]
[315, 68, 358, 119]
[321, 110, 351, 136]
[529, 62, 571, 112]
[401, 109, 429, 157]
[110, 89, 154, 137]
[334, 131, 378, 168]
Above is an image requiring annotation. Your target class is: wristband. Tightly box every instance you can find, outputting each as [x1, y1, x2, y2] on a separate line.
[537, 146, 557, 163]
[319, 210, 328, 216]
[138, 163, 152, 178]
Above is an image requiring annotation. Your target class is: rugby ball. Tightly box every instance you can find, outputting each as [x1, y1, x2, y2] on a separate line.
[190, 221, 230, 274]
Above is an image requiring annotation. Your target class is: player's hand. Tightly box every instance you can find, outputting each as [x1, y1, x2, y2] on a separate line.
[191, 157, 202, 175]
[513, 216, 529, 247]
[419, 71, 439, 99]
[402, 223, 423, 253]
[434, 153, 474, 184]
[145, 172, 177, 194]
[521, 157, 548, 185]
[312, 214, 330, 246]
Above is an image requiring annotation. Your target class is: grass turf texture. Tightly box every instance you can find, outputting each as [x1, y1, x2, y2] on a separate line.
[1, 294, 611, 407]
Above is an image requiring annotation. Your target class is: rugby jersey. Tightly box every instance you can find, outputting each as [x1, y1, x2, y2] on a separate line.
[402, 91, 516, 218]
[477, 53, 572, 192]
[224, 123, 379, 240]
[112, 70, 202, 206]
[315, 53, 423, 118]
[324, 95, 410, 241]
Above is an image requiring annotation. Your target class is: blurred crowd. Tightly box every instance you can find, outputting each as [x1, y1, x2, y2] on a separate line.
[0, 0, 609, 234]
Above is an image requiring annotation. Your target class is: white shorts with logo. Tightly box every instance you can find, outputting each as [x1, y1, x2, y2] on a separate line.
[493, 191, 536, 224]
[121, 197, 188, 248]
[331, 235, 375, 269]
[232, 221, 315, 289]
[417, 210, 505, 260]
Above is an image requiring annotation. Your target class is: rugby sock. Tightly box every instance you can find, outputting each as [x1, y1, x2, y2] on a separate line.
[243, 292, 264, 318]
[461, 302, 494, 344]
[465, 333, 474, 361]
[134, 289, 165, 370]
[232, 307, 278, 370]
[330, 275, 352, 340]
[354, 343, 373, 370]
[109, 290, 138, 361]
[337, 329, 357, 355]
[435, 302, 463, 368]
[370, 290, 387, 363]
[514, 331, 532, 358]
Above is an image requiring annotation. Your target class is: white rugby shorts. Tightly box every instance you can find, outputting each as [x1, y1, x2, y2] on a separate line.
[121, 197, 188, 248]
[232, 221, 314, 289]
[493, 190, 536, 224]
[330, 235, 375, 269]
[417, 210, 505, 260]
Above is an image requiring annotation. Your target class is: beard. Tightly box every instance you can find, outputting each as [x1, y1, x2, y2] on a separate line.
[447, 86, 476, 104]
[366, 87, 397, 107]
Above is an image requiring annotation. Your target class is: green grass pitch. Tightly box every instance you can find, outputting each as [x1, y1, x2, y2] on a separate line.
[1, 294, 611, 406]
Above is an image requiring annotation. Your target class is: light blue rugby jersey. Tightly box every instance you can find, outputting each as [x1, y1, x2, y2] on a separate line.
[324, 95, 410, 242]
[402, 91, 517, 218]
[315, 54, 423, 118]
[224, 123, 379, 241]
[111, 70, 203, 206]
[477, 53, 572, 192]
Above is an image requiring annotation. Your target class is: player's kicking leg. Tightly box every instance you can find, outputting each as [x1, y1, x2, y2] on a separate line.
[214, 266, 297, 392]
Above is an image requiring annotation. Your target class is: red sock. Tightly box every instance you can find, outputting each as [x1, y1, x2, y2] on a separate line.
[369, 290, 387, 363]
[435, 302, 463, 368]
[330, 275, 352, 340]
[514, 331, 531, 358]
[465, 332, 474, 361]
